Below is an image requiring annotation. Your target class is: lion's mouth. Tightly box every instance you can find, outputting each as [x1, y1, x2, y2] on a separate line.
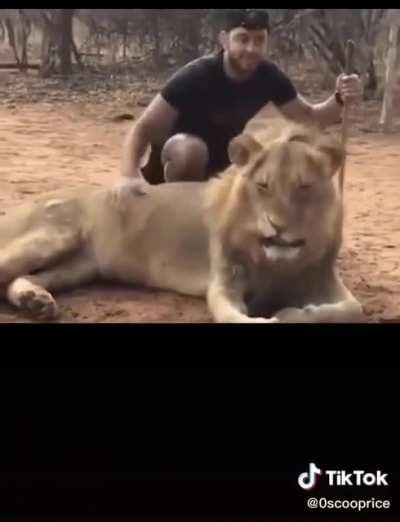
[261, 237, 305, 249]
[260, 236, 306, 261]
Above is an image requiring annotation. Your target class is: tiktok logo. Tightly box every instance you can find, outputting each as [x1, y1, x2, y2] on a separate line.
[298, 463, 389, 490]
[298, 462, 323, 490]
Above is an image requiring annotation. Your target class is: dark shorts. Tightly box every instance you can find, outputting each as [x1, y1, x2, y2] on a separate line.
[141, 145, 165, 185]
[141, 140, 230, 185]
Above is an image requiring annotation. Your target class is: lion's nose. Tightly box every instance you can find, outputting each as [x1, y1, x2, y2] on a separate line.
[268, 216, 286, 234]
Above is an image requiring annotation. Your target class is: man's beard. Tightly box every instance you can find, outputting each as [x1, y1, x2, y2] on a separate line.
[226, 52, 260, 79]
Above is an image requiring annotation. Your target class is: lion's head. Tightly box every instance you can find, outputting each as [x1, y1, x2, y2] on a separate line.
[205, 123, 344, 269]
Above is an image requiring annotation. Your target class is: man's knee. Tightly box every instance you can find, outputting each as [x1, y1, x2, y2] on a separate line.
[161, 133, 209, 182]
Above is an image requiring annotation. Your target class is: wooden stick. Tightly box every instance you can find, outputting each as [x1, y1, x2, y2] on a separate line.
[339, 39, 355, 195]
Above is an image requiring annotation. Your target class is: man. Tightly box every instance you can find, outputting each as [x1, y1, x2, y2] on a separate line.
[117, 9, 362, 196]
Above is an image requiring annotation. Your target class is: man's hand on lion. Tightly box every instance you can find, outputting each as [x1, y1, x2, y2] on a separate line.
[336, 73, 363, 105]
[111, 176, 149, 210]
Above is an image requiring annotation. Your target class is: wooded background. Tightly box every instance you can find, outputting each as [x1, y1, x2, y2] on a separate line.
[1, 9, 399, 129]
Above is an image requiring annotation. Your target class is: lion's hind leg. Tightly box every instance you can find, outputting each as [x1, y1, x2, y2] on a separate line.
[7, 254, 98, 320]
[0, 225, 82, 284]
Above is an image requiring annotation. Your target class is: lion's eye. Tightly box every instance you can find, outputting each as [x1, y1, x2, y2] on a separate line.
[257, 182, 269, 191]
[299, 183, 312, 190]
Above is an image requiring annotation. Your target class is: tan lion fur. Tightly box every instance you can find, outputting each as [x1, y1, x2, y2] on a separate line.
[0, 123, 363, 322]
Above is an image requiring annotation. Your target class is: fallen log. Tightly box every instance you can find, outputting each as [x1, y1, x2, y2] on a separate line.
[0, 62, 40, 70]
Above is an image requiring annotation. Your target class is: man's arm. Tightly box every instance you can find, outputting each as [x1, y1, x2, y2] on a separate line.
[121, 94, 179, 179]
[276, 74, 362, 128]
[277, 92, 342, 128]
[121, 57, 208, 180]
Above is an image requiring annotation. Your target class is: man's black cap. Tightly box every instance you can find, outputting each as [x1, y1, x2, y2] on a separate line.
[223, 9, 270, 32]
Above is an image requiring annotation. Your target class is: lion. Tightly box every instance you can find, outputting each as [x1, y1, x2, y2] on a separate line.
[0, 123, 363, 323]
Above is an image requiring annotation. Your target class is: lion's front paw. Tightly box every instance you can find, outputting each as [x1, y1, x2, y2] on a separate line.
[275, 307, 312, 323]
[19, 288, 58, 320]
[7, 278, 59, 321]
[215, 312, 280, 323]
[246, 316, 280, 324]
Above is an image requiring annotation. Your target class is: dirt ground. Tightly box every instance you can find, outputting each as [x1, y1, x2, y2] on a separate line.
[0, 71, 399, 323]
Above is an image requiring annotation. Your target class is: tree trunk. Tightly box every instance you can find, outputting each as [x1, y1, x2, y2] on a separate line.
[365, 55, 378, 96]
[4, 18, 20, 66]
[71, 37, 82, 68]
[4, 13, 30, 73]
[184, 15, 200, 61]
[39, 12, 57, 77]
[121, 21, 128, 60]
[58, 9, 74, 75]
[18, 10, 31, 71]
[380, 10, 400, 132]
[149, 11, 161, 67]
[0, 20, 5, 42]
[39, 9, 75, 77]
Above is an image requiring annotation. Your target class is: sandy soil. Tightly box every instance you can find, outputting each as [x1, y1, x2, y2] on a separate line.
[0, 82, 399, 323]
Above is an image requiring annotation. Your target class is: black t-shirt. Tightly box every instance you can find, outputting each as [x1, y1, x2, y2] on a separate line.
[161, 51, 297, 172]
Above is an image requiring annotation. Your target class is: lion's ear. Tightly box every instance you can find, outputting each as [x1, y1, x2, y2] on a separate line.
[317, 136, 345, 174]
[228, 134, 263, 166]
